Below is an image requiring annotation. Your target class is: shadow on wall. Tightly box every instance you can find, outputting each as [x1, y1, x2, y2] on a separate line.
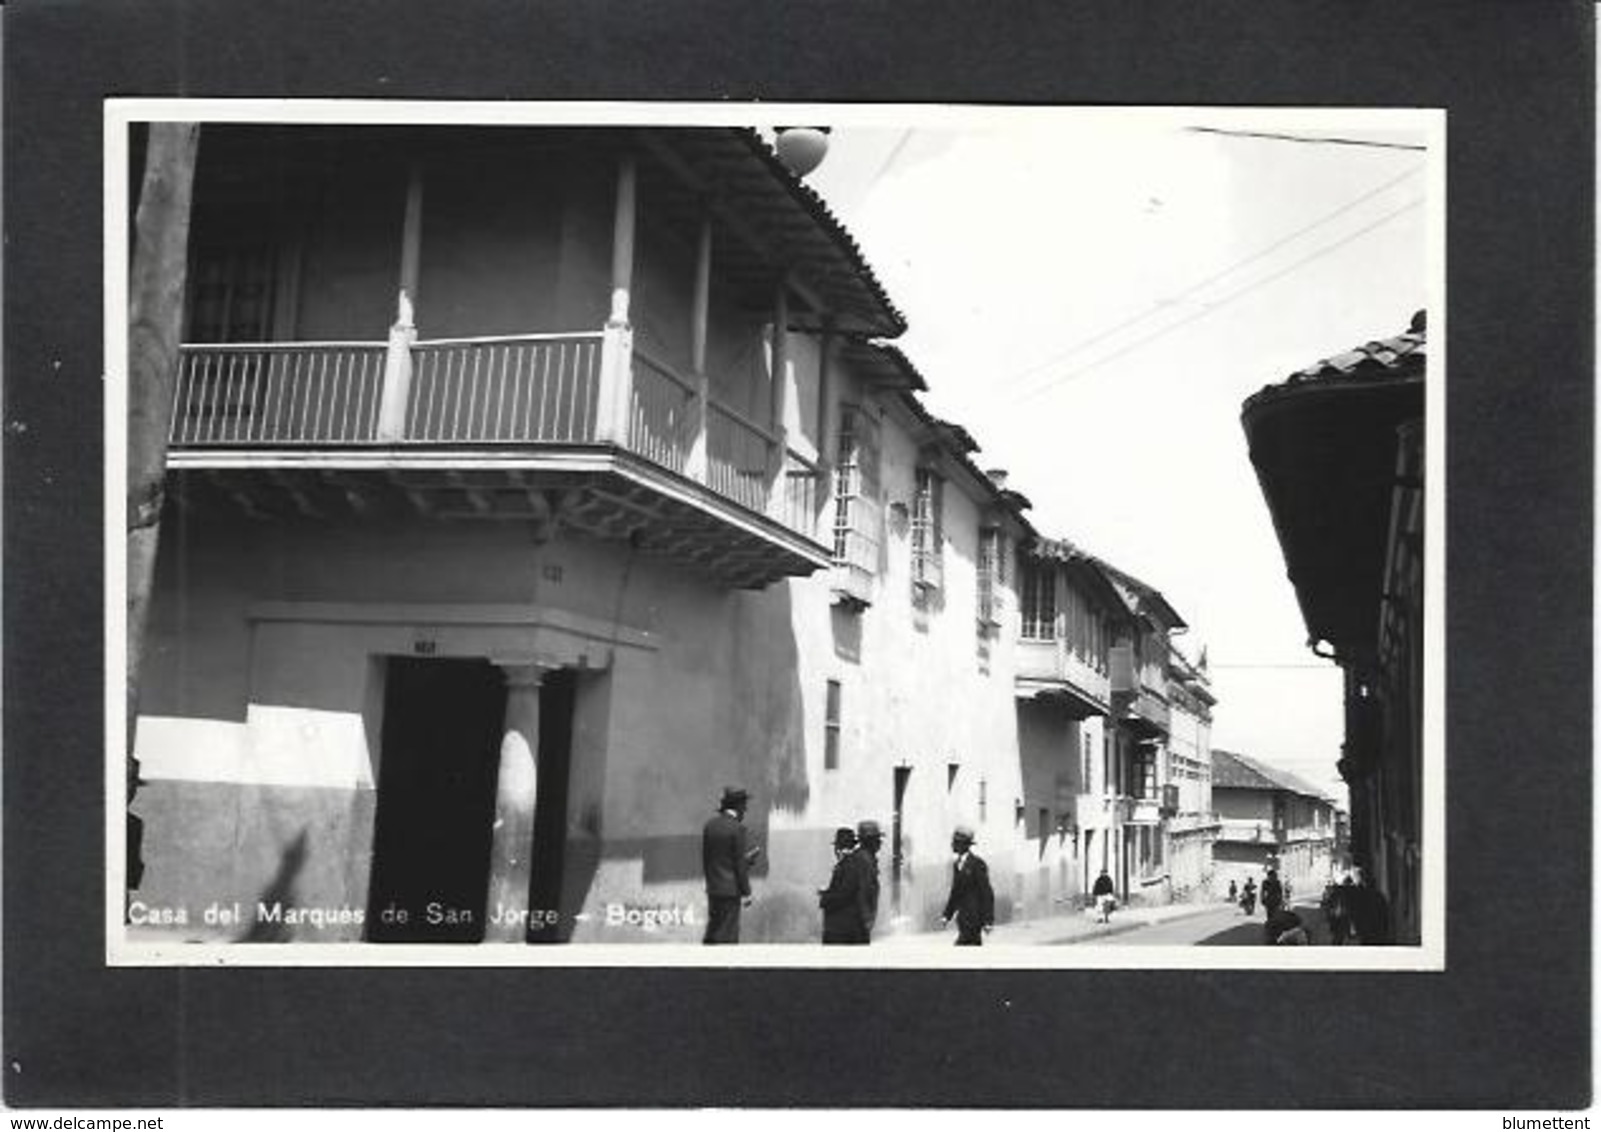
[830, 605, 862, 664]
[730, 585, 809, 817]
[238, 828, 309, 942]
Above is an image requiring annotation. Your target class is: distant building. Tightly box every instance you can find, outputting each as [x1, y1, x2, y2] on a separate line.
[1164, 644, 1218, 900]
[1240, 313, 1425, 942]
[1014, 538, 1121, 912]
[1211, 748, 1338, 898]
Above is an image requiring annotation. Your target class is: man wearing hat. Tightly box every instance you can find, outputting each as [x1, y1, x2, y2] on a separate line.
[702, 786, 755, 944]
[941, 824, 995, 945]
[817, 827, 865, 943]
[851, 820, 884, 941]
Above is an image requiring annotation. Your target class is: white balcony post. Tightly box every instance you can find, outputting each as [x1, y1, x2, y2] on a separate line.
[685, 214, 713, 481]
[597, 155, 638, 446]
[486, 664, 548, 941]
[766, 279, 791, 517]
[377, 293, 417, 441]
[377, 163, 424, 441]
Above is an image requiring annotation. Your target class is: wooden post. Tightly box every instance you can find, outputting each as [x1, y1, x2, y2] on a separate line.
[767, 279, 791, 515]
[377, 162, 424, 440]
[685, 214, 713, 481]
[814, 316, 836, 514]
[598, 155, 638, 445]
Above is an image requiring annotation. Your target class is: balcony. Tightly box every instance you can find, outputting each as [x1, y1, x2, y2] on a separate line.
[1109, 644, 1170, 735]
[165, 331, 830, 588]
[1217, 818, 1277, 844]
[1015, 638, 1111, 716]
[1128, 796, 1162, 825]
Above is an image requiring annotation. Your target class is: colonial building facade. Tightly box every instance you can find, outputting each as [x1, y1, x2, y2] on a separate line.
[1240, 313, 1425, 943]
[128, 123, 1212, 945]
[1211, 748, 1338, 899]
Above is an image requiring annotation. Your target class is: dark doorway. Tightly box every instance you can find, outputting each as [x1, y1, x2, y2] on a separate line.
[891, 766, 911, 914]
[367, 657, 507, 942]
[528, 669, 577, 943]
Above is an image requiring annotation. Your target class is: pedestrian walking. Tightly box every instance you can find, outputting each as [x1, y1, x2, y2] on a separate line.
[1091, 868, 1117, 923]
[941, 825, 995, 945]
[1240, 875, 1257, 916]
[1321, 877, 1354, 945]
[1227, 878, 1238, 905]
[818, 827, 867, 944]
[852, 820, 883, 940]
[702, 786, 756, 944]
[1260, 866, 1284, 923]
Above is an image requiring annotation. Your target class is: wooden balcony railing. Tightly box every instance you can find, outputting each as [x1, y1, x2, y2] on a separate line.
[407, 333, 602, 443]
[172, 341, 388, 445]
[705, 398, 776, 516]
[629, 349, 697, 474]
[170, 332, 822, 546]
[773, 448, 820, 538]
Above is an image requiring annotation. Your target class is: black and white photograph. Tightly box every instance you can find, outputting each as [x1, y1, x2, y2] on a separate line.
[109, 102, 1442, 967]
[5, 0, 1590, 1114]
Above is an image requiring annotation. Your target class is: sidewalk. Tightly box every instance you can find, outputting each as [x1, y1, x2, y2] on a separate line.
[877, 898, 1228, 946]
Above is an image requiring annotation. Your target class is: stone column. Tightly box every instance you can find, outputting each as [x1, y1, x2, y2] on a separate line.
[486, 664, 548, 941]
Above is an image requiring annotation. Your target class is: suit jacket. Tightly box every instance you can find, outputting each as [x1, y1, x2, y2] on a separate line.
[819, 853, 869, 942]
[702, 811, 751, 898]
[942, 851, 994, 931]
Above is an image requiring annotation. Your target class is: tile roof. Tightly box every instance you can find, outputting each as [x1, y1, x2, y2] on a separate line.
[1290, 309, 1426, 381]
[734, 129, 908, 338]
[1245, 311, 1427, 412]
[1212, 748, 1332, 801]
[836, 339, 929, 392]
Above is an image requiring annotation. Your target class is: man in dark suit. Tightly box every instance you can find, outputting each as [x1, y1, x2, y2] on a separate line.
[702, 786, 755, 944]
[941, 825, 994, 945]
[818, 827, 865, 943]
[852, 820, 884, 941]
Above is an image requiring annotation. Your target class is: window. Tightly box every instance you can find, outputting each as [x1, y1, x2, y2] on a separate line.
[1135, 747, 1157, 799]
[910, 467, 944, 591]
[1083, 734, 1094, 793]
[832, 406, 882, 574]
[1020, 561, 1056, 640]
[824, 679, 842, 770]
[977, 527, 1002, 624]
[188, 241, 278, 344]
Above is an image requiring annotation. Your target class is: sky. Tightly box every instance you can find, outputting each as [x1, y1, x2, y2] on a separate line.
[803, 110, 1434, 804]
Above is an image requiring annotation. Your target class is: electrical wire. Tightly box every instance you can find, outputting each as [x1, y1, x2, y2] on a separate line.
[1185, 126, 1427, 152]
[1009, 194, 1425, 406]
[992, 162, 1424, 391]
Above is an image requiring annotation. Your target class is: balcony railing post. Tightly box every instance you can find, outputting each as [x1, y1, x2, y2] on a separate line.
[376, 293, 417, 441]
[685, 214, 713, 482]
[598, 154, 638, 448]
[596, 321, 635, 446]
[765, 280, 791, 515]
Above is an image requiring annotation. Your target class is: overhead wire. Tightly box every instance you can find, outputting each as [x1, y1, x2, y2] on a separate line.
[1008, 193, 1425, 406]
[991, 162, 1425, 392]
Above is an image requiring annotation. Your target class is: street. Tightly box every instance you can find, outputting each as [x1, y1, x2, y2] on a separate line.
[1060, 902, 1335, 946]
